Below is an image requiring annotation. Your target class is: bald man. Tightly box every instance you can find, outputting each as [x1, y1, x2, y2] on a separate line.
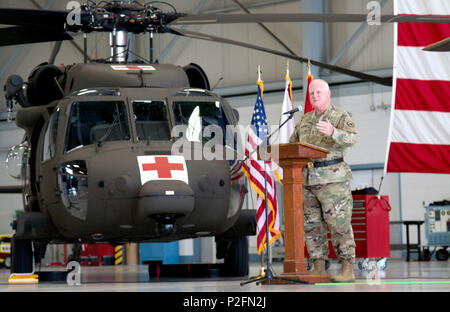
[289, 79, 357, 283]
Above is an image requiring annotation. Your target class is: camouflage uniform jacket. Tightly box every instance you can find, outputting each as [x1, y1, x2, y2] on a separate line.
[289, 104, 357, 186]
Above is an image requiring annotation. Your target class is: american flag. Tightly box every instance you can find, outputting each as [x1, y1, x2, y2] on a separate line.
[229, 159, 244, 182]
[242, 79, 281, 254]
[385, 0, 450, 173]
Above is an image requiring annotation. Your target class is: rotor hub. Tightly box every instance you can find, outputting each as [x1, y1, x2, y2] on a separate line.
[65, 1, 184, 34]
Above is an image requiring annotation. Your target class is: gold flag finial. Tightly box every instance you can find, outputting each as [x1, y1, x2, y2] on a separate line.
[307, 58, 312, 76]
[286, 61, 290, 77]
[257, 65, 262, 82]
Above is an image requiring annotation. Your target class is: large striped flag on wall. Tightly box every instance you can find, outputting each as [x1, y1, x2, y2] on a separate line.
[242, 74, 281, 255]
[385, 0, 450, 173]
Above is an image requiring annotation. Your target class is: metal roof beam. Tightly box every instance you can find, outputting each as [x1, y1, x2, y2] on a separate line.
[301, 0, 325, 99]
[231, 0, 296, 55]
[328, 0, 388, 66]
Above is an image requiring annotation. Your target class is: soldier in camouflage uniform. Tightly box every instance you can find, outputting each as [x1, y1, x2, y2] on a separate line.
[289, 79, 357, 282]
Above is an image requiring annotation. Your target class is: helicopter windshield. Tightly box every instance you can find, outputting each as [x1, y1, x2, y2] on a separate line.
[132, 100, 171, 141]
[173, 100, 228, 142]
[65, 101, 130, 152]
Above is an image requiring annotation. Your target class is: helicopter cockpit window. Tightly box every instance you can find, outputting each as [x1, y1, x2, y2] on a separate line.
[132, 101, 171, 141]
[42, 109, 59, 162]
[65, 101, 130, 152]
[173, 101, 229, 143]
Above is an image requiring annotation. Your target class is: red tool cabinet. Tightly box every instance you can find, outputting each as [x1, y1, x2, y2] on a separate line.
[305, 194, 391, 259]
[80, 244, 115, 266]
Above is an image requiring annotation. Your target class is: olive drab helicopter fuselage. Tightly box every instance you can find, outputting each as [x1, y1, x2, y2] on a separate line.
[7, 61, 255, 275]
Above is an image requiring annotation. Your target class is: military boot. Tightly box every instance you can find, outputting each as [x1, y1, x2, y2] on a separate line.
[309, 259, 328, 275]
[331, 260, 355, 283]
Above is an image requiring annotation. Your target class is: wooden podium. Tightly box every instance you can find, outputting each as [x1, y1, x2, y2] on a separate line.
[260, 142, 331, 284]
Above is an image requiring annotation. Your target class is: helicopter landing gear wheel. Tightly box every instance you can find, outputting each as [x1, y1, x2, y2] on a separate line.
[224, 236, 249, 277]
[11, 237, 33, 274]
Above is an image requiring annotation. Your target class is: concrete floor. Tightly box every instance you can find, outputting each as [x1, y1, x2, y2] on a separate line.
[0, 259, 448, 292]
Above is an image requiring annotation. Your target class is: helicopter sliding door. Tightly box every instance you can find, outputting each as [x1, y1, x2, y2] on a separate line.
[37, 108, 60, 210]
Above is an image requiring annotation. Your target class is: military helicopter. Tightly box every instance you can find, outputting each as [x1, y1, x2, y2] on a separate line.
[0, 1, 447, 277]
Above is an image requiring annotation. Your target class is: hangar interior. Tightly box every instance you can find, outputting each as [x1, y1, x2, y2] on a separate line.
[0, 0, 448, 291]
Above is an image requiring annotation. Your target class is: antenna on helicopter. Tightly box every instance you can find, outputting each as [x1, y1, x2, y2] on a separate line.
[83, 33, 88, 64]
[149, 32, 154, 64]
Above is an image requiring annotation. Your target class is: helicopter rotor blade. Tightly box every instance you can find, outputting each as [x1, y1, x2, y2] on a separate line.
[0, 8, 68, 29]
[422, 37, 450, 52]
[0, 26, 73, 47]
[0, 185, 23, 194]
[0, 8, 448, 28]
[169, 13, 450, 25]
[167, 26, 391, 86]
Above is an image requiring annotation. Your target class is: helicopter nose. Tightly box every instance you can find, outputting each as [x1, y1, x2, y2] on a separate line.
[136, 180, 195, 220]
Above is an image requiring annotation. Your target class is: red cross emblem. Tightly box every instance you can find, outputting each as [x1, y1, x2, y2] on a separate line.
[142, 156, 184, 179]
[122, 66, 141, 70]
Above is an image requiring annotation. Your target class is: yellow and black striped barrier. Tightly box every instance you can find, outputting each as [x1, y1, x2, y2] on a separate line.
[114, 245, 123, 265]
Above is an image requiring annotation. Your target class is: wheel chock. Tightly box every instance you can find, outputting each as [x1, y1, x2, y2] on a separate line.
[8, 274, 39, 284]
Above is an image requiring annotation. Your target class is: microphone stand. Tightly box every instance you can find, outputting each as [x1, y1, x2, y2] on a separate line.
[240, 112, 308, 286]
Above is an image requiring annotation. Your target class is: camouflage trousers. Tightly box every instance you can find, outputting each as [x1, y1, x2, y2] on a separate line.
[303, 181, 356, 263]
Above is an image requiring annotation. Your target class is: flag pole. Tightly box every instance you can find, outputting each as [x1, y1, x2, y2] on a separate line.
[307, 58, 311, 76]
[286, 60, 289, 78]
[258, 65, 261, 82]
[304, 58, 314, 114]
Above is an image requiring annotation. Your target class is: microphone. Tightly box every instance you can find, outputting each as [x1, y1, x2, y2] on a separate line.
[283, 105, 304, 115]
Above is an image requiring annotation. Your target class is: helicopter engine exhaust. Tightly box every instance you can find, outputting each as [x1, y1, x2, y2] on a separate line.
[21, 63, 65, 107]
[183, 63, 210, 90]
